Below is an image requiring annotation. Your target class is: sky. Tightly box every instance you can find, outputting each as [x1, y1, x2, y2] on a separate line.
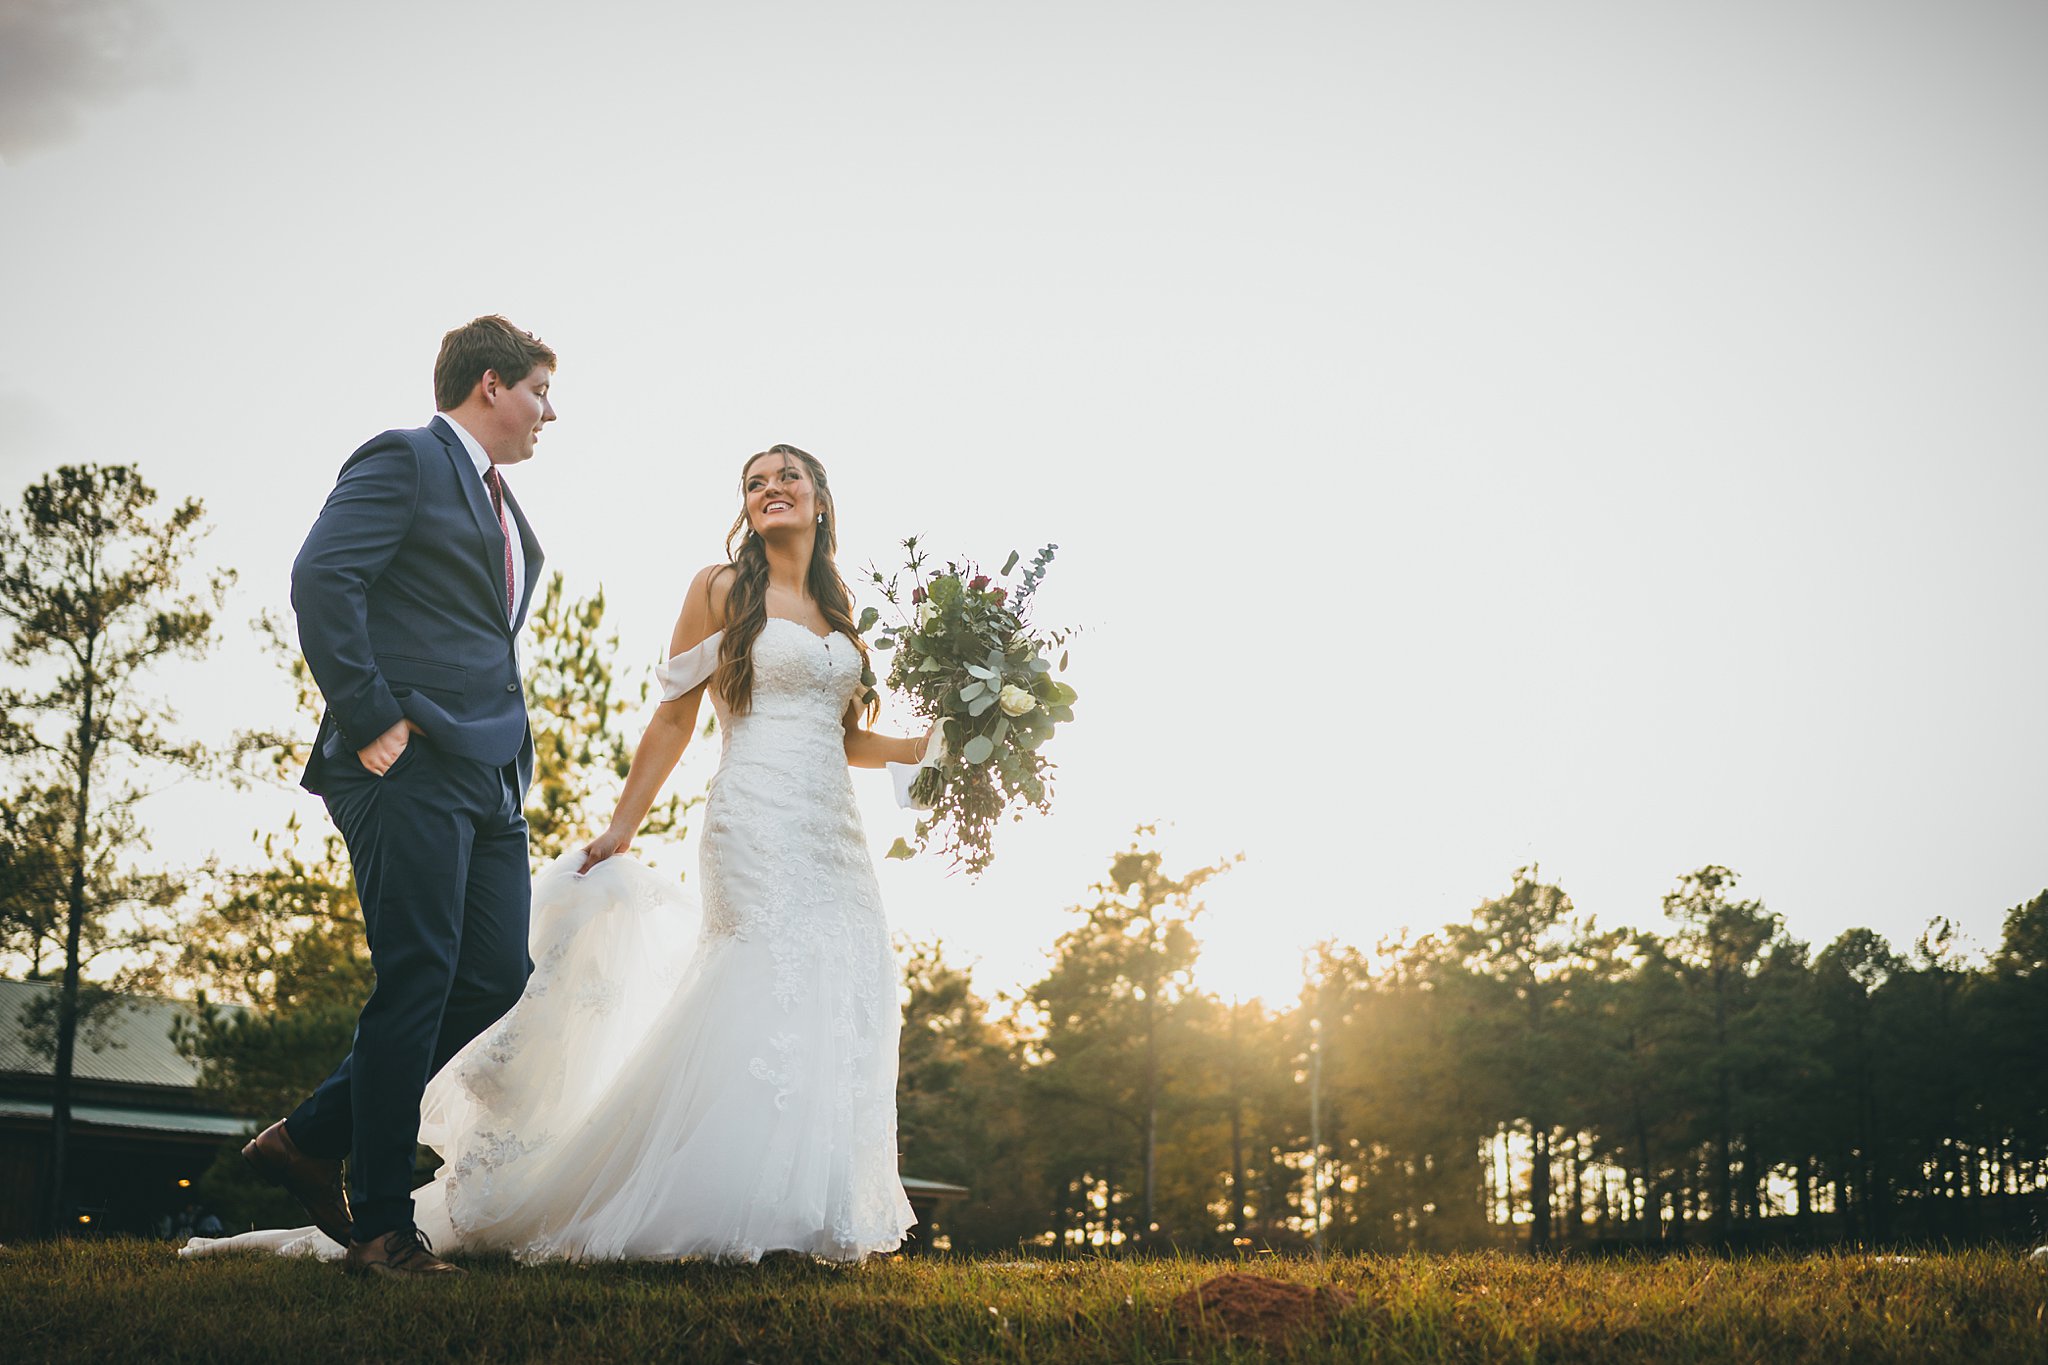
[2, 0, 2044, 1007]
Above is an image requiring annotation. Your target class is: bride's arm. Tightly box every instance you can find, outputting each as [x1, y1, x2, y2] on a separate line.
[842, 703, 932, 770]
[579, 566, 729, 872]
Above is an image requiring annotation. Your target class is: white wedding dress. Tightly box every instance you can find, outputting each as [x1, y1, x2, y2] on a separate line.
[183, 618, 916, 1263]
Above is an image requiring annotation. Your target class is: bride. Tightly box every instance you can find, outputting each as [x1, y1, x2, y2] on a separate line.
[186, 444, 926, 1265]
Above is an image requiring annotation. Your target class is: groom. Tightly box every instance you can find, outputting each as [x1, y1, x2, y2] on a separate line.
[242, 316, 554, 1278]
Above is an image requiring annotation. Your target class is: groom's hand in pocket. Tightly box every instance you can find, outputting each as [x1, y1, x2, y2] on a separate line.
[357, 718, 421, 776]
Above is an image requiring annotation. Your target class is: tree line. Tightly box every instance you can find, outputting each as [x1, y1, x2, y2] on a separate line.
[897, 854, 2047, 1253]
[4, 464, 2043, 1250]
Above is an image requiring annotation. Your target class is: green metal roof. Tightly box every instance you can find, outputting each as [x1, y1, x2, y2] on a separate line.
[0, 978, 242, 1090]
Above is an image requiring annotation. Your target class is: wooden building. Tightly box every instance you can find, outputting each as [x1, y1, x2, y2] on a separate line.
[0, 978, 247, 1240]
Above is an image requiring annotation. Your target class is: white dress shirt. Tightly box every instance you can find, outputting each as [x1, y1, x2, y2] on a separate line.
[435, 413, 527, 624]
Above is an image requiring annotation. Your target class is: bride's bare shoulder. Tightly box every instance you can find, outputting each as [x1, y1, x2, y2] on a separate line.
[694, 563, 738, 613]
[672, 564, 736, 653]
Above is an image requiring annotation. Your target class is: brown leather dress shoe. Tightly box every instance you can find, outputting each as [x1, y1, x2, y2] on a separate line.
[240, 1119, 352, 1246]
[345, 1227, 464, 1278]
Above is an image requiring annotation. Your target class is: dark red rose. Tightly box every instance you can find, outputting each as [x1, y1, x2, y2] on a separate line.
[911, 586, 926, 604]
[969, 574, 990, 592]
[989, 587, 1007, 606]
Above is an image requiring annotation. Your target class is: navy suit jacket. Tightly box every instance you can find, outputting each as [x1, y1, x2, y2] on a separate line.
[293, 416, 544, 795]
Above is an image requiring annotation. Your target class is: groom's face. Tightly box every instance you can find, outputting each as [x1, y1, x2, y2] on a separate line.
[486, 366, 556, 465]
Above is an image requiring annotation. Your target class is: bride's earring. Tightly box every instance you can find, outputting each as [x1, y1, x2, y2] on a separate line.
[816, 513, 824, 525]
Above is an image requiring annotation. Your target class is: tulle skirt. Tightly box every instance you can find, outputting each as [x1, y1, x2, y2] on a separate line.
[182, 850, 913, 1264]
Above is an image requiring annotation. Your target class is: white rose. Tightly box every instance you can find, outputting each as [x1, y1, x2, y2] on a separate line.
[915, 601, 937, 630]
[998, 683, 1037, 716]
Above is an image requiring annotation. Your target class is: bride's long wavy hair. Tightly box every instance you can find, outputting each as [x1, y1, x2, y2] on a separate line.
[716, 444, 875, 721]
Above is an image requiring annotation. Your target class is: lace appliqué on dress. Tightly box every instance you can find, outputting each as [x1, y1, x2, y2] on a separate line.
[748, 1030, 801, 1111]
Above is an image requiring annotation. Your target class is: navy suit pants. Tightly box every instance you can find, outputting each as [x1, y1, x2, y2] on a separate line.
[285, 737, 531, 1241]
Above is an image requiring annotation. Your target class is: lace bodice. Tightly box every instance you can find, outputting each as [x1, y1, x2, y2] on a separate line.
[702, 616, 861, 748]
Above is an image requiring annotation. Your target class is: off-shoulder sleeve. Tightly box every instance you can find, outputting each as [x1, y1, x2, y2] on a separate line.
[654, 631, 723, 701]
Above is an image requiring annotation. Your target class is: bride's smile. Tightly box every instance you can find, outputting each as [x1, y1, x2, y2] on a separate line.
[745, 456, 816, 533]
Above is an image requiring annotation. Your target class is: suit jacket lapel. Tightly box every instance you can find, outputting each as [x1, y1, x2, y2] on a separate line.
[431, 416, 514, 637]
[504, 485, 545, 631]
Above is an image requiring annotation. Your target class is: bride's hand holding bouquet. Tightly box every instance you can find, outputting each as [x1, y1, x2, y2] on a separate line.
[865, 540, 1077, 876]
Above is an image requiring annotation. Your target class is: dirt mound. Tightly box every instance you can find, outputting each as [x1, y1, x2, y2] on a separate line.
[1172, 1271, 1356, 1344]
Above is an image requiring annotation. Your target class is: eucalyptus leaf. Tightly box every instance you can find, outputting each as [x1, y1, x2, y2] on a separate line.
[1029, 656, 1051, 672]
[1000, 549, 1020, 576]
[1049, 705, 1074, 723]
[886, 837, 916, 860]
[962, 734, 996, 765]
[959, 680, 986, 703]
[1060, 650, 1069, 671]
[857, 606, 879, 633]
[990, 715, 1010, 744]
[969, 693, 996, 717]
[966, 664, 997, 681]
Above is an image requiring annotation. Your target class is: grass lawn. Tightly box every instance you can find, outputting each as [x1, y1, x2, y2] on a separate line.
[2, 1240, 2042, 1363]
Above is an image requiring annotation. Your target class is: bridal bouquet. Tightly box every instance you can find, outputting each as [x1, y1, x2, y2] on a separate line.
[861, 540, 1077, 876]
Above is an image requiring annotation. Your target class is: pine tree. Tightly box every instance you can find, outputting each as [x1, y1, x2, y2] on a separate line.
[0, 464, 229, 1235]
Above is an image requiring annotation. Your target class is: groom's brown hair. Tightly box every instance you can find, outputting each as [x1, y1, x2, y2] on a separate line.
[433, 315, 557, 412]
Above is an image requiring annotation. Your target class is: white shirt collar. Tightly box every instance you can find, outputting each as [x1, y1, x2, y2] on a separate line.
[434, 411, 528, 630]
[436, 413, 494, 480]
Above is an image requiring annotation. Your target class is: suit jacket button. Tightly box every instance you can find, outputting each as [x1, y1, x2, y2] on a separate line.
[506, 683, 518, 692]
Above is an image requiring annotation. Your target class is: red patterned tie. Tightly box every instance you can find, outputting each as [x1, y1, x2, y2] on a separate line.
[484, 466, 515, 619]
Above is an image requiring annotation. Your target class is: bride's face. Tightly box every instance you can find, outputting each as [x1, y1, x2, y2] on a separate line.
[743, 453, 817, 537]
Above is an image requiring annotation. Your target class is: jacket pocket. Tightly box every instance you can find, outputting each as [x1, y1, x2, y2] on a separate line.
[377, 652, 467, 697]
